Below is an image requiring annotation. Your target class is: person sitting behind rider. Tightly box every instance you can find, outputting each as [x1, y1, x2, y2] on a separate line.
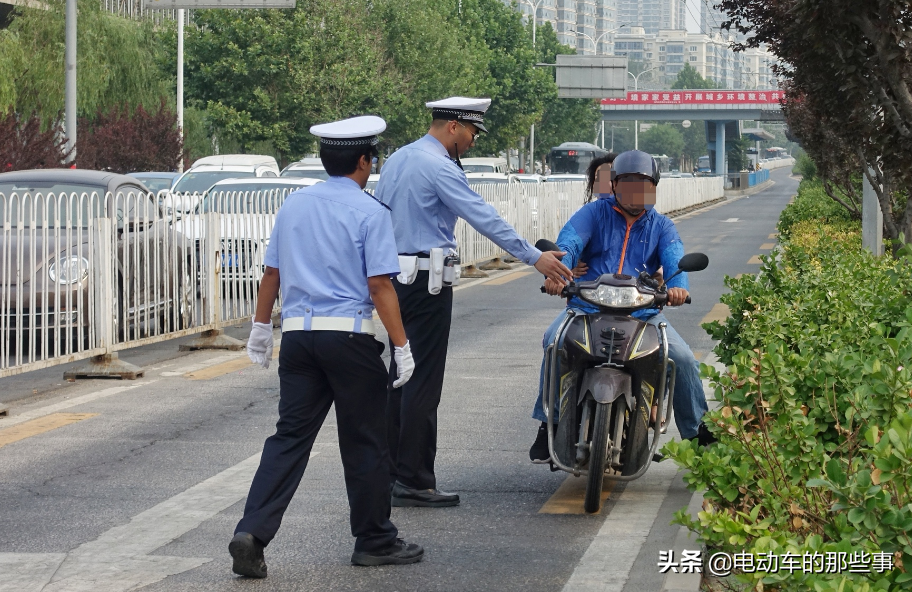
[529, 150, 716, 463]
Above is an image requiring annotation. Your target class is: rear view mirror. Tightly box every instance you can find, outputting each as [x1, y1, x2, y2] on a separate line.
[535, 239, 561, 253]
[677, 253, 709, 273]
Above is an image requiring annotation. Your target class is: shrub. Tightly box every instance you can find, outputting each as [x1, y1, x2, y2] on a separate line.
[793, 152, 817, 180]
[777, 178, 856, 240]
[666, 225, 912, 590]
[76, 100, 183, 173]
[0, 111, 70, 171]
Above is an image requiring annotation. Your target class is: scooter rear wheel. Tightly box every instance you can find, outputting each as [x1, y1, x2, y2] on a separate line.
[584, 402, 611, 514]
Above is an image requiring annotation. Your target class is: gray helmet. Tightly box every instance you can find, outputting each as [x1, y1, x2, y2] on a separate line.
[610, 150, 660, 185]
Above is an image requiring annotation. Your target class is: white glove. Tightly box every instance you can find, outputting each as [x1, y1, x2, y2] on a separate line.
[392, 341, 415, 388]
[247, 317, 274, 369]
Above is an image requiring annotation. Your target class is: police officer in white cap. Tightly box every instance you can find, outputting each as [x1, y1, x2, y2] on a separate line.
[376, 97, 572, 507]
[229, 115, 423, 577]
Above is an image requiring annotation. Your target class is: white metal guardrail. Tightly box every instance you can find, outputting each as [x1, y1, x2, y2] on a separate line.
[0, 177, 722, 378]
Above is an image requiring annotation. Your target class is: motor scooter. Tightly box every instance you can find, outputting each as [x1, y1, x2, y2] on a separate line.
[536, 240, 708, 513]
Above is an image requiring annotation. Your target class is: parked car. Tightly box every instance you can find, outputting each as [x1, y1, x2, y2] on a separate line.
[365, 173, 381, 194]
[0, 169, 192, 352]
[129, 172, 180, 199]
[281, 158, 329, 181]
[545, 173, 587, 182]
[465, 172, 521, 186]
[163, 155, 281, 218]
[461, 157, 510, 173]
[513, 174, 544, 184]
[183, 177, 323, 282]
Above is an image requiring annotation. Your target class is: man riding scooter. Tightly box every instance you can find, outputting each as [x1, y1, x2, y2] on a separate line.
[529, 150, 716, 462]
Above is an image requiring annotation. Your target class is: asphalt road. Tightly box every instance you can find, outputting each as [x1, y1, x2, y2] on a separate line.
[0, 168, 799, 592]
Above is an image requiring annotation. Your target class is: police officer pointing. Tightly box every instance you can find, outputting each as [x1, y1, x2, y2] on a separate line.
[377, 97, 572, 507]
[230, 116, 423, 577]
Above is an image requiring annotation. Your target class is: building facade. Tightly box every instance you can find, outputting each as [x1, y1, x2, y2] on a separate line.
[517, 0, 620, 56]
[617, 0, 686, 35]
[613, 26, 776, 90]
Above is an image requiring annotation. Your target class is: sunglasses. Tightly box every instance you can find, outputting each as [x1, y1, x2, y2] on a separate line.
[456, 121, 480, 142]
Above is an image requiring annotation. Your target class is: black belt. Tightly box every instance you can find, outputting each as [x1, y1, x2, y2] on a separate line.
[399, 252, 430, 258]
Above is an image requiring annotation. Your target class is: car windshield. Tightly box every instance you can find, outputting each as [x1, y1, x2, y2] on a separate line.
[172, 171, 256, 194]
[281, 168, 330, 180]
[199, 184, 300, 213]
[132, 175, 174, 192]
[0, 183, 105, 228]
[462, 164, 496, 173]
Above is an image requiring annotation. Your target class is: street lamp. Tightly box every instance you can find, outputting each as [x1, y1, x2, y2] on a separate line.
[628, 67, 657, 150]
[570, 24, 628, 55]
[519, 0, 548, 47]
[520, 0, 548, 178]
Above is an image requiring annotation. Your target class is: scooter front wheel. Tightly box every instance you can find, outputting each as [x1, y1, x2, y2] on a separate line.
[584, 402, 612, 514]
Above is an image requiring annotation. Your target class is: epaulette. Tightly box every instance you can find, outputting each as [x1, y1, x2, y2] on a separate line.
[364, 190, 391, 211]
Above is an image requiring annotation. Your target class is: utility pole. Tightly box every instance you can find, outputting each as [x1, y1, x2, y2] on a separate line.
[64, 0, 77, 163]
[177, 9, 185, 172]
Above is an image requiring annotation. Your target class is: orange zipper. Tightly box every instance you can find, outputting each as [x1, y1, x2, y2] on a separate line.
[613, 206, 643, 274]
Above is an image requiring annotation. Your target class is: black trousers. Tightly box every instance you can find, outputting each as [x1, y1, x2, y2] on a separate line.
[235, 330, 397, 553]
[387, 271, 453, 490]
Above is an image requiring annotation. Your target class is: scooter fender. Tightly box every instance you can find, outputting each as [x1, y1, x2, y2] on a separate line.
[578, 366, 634, 410]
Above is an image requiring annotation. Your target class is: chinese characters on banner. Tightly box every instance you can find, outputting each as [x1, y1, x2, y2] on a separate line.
[602, 91, 783, 105]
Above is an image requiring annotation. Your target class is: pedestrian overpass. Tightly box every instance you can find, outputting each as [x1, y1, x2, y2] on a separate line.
[599, 90, 785, 177]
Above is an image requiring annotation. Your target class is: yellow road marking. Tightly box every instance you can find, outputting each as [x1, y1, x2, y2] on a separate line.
[482, 271, 535, 286]
[185, 347, 280, 380]
[701, 303, 730, 325]
[735, 273, 745, 279]
[693, 350, 705, 362]
[747, 255, 763, 264]
[539, 473, 616, 514]
[768, 233, 778, 239]
[0, 413, 98, 448]
[760, 243, 775, 250]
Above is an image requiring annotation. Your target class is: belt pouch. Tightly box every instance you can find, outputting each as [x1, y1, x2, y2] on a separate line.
[428, 248, 444, 295]
[443, 254, 461, 287]
[396, 255, 419, 285]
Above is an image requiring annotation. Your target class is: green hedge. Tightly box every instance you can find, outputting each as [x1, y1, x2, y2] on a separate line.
[777, 179, 856, 240]
[665, 180, 912, 591]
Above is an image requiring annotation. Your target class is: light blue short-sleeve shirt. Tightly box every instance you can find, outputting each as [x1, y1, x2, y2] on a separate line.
[375, 134, 542, 265]
[264, 176, 400, 320]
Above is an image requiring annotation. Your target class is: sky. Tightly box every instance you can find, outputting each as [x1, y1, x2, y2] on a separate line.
[686, 0, 703, 34]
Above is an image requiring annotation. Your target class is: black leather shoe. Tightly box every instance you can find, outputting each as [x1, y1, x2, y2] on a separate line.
[351, 538, 425, 566]
[391, 481, 460, 507]
[529, 422, 551, 463]
[687, 422, 718, 447]
[229, 532, 267, 578]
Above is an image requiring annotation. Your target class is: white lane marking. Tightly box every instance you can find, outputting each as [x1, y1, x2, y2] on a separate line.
[0, 451, 317, 592]
[722, 218, 739, 223]
[0, 382, 154, 429]
[561, 442, 679, 592]
[158, 352, 248, 376]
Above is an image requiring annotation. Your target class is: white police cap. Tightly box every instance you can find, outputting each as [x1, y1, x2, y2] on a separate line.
[426, 96, 491, 133]
[309, 115, 386, 147]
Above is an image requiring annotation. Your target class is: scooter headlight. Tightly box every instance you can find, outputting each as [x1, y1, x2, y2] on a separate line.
[579, 285, 654, 308]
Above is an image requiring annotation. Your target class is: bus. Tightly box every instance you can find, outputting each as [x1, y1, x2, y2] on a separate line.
[696, 155, 712, 175]
[548, 142, 609, 175]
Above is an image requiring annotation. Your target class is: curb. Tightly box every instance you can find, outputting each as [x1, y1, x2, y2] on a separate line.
[661, 489, 706, 591]
[723, 178, 775, 198]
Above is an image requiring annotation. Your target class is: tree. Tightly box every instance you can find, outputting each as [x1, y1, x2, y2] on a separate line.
[76, 101, 183, 173]
[529, 22, 601, 163]
[0, 112, 70, 171]
[179, 1, 406, 164]
[455, 0, 553, 156]
[639, 124, 684, 161]
[671, 63, 716, 90]
[719, 0, 912, 249]
[369, 0, 491, 148]
[681, 122, 707, 171]
[0, 0, 169, 123]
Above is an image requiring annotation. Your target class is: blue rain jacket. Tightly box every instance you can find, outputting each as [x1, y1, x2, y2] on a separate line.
[555, 195, 687, 318]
